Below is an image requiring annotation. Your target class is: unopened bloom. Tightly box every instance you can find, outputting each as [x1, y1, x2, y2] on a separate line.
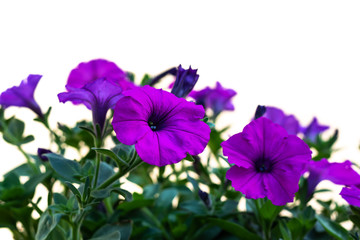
[307, 159, 360, 197]
[190, 82, 236, 119]
[222, 117, 311, 206]
[0, 75, 43, 118]
[302, 117, 329, 142]
[340, 185, 360, 207]
[263, 106, 300, 135]
[171, 65, 199, 98]
[112, 85, 210, 166]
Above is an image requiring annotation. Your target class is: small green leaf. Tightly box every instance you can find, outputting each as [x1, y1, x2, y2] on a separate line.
[47, 153, 81, 183]
[92, 148, 129, 167]
[316, 215, 350, 240]
[53, 193, 67, 205]
[64, 182, 82, 204]
[91, 188, 132, 201]
[2, 118, 25, 145]
[35, 211, 63, 240]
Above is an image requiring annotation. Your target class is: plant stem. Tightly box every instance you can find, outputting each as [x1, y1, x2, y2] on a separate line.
[18, 146, 38, 174]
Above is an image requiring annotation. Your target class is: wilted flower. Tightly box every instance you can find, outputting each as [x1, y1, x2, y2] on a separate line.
[112, 85, 210, 166]
[0, 75, 43, 118]
[171, 65, 199, 98]
[222, 117, 311, 206]
[307, 158, 360, 197]
[190, 82, 236, 119]
[302, 117, 329, 142]
[263, 106, 300, 135]
[340, 185, 360, 207]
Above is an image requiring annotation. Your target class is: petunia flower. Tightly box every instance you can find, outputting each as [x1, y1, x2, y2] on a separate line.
[307, 158, 360, 197]
[263, 106, 300, 135]
[171, 65, 199, 98]
[112, 85, 210, 166]
[0, 75, 44, 118]
[190, 82, 236, 119]
[221, 117, 311, 206]
[67, 58, 134, 91]
[340, 185, 360, 207]
[58, 78, 124, 132]
[302, 117, 329, 142]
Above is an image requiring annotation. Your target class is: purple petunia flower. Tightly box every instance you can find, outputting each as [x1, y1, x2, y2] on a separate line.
[0, 75, 43, 118]
[221, 117, 311, 206]
[190, 82, 236, 119]
[307, 158, 360, 197]
[263, 106, 300, 135]
[171, 65, 199, 98]
[58, 78, 124, 131]
[302, 117, 329, 142]
[112, 85, 210, 166]
[340, 185, 360, 207]
[67, 59, 134, 91]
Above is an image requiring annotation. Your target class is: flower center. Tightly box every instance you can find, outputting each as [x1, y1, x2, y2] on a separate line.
[255, 159, 272, 173]
[148, 121, 158, 131]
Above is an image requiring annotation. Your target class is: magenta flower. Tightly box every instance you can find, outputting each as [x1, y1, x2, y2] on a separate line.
[190, 82, 236, 119]
[340, 185, 360, 207]
[112, 85, 210, 166]
[67, 59, 134, 91]
[222, 117, 311, 206]
[263, 106, 300, 135]
[171, 65, 199, 98]
[302, 117, 329, 142]
[0, 75, 43, 118]
[307, 159, 360, 197]
[58, 78, 124, 131]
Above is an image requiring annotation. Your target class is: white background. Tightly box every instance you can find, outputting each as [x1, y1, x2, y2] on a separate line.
[1, 1, 360, 238]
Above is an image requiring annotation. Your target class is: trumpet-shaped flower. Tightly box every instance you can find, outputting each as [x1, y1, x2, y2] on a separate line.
[302, 117, 329, 142]
[263, 106, 300, 135]
[58, 78, 124, 131]
[307, 159, 360, 197]
[340, 185, 360, 207]
[112, 85, 210, 166]
[222, 117, 311, 206]
[0, 75, 43, 118]
[190, 82, 236, 118]
[67, 59, 134, 91]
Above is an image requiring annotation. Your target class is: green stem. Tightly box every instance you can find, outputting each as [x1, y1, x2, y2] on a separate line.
[18, 146, 38, 173]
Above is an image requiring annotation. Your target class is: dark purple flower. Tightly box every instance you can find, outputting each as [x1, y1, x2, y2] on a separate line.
[190, 82, 236, 119]
[171, 65, 199, 98]
[0, 75, 43, 118]
[340, 185, 360, 207]
[302, 117, 329, 142]
[221, 117, 311, 206]
[263, 106, 300, 135]
[307, 159, 360, 197]
[37, 148, 53, 162]
[58, 78, 124, 131]
[112, 85, 210, 166]
[67, 59, 134, 91]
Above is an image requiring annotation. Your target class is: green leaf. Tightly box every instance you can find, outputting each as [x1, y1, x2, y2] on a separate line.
[35, 211, 63, 240]
[140, 74, 151, 86]
[64, 182, 82, 204]
[5, 163, 33, 177]
[24, 171, 51, 196]
[90, 224, 125, 240]
[53, 193, 68, 205]
[47, 153, 82, 183]
[98, 162, 115, 186]
[155, 188, 177, 210]
[2, 118, 25, 145]
[260, 199, 283, 221]
[206, 218, 262, 240]
[279, 220, 292, 240]
[92, 148, 129, 167]
[316, 215, 350, 240]
[91, 187, 132, 201]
